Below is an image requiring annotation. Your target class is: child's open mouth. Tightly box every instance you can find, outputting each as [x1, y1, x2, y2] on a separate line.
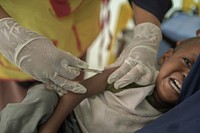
[169, 78, 181, 94]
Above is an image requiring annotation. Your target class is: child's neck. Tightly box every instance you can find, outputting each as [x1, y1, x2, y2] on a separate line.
[146, 90, 174, 113]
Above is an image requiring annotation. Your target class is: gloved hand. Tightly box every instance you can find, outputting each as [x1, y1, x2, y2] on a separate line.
[0, 18, 88, 96]
[107, 22, 162, 89]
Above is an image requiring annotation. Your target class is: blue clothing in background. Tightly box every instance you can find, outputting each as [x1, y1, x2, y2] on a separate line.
[136, 55, 200, 133]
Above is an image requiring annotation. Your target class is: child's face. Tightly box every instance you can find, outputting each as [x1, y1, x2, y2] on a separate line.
[155, 38, 200, 105]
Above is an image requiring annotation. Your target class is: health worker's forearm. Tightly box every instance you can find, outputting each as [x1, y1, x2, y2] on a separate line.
[132, 3, 160, 27]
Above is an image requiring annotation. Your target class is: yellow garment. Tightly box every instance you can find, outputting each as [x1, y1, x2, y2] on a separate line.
[182, 0, 200, 15]
[107, 3, 133, 65]
[0, 0, 101, 80]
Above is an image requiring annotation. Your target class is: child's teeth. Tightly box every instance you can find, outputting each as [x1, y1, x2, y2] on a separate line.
[169, 78, 182, 94]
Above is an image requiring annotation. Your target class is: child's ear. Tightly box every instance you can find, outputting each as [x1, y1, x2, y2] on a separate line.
[196, 29, 200, 37]
[176, 41, 182, 46]
[158, 48, 174, 65]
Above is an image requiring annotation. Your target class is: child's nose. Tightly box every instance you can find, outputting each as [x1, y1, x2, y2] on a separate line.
[182, 70, 189, 80]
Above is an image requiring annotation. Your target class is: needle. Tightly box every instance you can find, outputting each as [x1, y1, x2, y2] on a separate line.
[69, 66, 103, 73]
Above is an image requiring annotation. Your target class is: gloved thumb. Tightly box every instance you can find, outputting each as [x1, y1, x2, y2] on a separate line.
[64, 51, 88, 69]
[60, 60, 81, 79]
[136, 70, 159, 85]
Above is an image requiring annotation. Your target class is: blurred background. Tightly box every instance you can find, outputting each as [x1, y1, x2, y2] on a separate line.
[85, 0, 189, 78]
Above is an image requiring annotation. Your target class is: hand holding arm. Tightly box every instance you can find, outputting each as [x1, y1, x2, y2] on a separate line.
[0, 6, 88, 96]
[107, 2, 162, 89]
[107, 22, 161, 88]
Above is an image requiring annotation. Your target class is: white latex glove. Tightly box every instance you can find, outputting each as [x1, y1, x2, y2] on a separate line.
[0, 18, 88, 96]
[107, 22, 162, 89]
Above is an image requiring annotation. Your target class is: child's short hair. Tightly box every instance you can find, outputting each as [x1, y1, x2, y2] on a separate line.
[175, 37, 200, 52]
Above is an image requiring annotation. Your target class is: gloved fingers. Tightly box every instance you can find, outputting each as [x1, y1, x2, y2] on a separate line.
[107, 57, 137, 84]
[60, 60, 81, 79]
[50, 76, 87, 94]
[136, 70, 159, 85]
[135, 74, 152, 85]
[107, 63, 131, 84]
[64, 52, 88, 69]
[113, 64, 145, 89]
[45, 83, 67, 97]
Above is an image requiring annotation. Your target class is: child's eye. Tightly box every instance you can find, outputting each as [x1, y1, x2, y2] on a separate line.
[182, 57, 192, 67]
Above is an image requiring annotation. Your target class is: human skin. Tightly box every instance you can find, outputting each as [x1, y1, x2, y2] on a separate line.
[39, 67, 117, 133]
[0, 6, 9, 18]
[196, 29, 200, 37]
[155, 37, 200, 105]
[131, 2, 160, 27]
[38, 6, 162, 130]
[39, 38, 200, 133]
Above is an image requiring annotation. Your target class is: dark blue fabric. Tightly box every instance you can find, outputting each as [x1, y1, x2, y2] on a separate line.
[136, 55, 200, 133]
[178, 55, 200, 103]
[129, 0, 172, 22]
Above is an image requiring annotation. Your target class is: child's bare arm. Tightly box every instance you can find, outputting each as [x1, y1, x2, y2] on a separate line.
[39, 68, 117, 133]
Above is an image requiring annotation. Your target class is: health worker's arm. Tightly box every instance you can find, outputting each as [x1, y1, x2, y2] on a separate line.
[0, 6, 88, 96]
[39, 68, 117, 133]
[107, 0, 172, 89]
